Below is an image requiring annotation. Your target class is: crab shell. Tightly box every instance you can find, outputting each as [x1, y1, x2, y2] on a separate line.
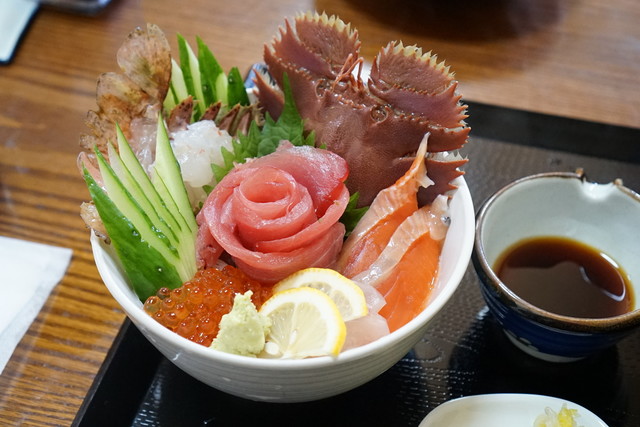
[256, 12, 470, 206]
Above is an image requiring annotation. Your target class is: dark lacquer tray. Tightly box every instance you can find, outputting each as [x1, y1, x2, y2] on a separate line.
[73, 103, 640, 427]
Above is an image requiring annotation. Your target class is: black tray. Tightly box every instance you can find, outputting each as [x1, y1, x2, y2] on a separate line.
[73, 103, 640, 427]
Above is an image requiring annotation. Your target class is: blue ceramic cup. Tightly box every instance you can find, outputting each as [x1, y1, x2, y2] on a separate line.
[473, 171, 640, 362]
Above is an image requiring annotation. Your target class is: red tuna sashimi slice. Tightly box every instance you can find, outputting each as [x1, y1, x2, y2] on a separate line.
[232, 222, 346, 284]
[195, 208, 224, 269]
[230, 167, 318, 249]
[198, 142, 349, 284]
[244, 142, 349, 216]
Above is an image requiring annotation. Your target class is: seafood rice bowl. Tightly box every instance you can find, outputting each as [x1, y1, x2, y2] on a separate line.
[81, 12, 474, 401]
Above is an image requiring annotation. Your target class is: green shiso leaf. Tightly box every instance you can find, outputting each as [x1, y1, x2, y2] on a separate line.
[210, 119, 261, 183]
[340, 192, 369, 236]
[212, 73, 314, 181]
[257, 74, 315, 155]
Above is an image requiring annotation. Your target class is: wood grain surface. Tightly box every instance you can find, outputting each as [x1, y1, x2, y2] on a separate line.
[1, 0, 638, 424]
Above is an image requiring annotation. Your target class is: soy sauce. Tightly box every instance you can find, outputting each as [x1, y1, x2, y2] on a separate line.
[494, 236, 634, 318]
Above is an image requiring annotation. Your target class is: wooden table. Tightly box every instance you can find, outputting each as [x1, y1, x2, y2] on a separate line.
[1, 0, 638, 424]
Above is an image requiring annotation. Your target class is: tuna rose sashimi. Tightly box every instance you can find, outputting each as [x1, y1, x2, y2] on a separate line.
[198, 141, 350, 284]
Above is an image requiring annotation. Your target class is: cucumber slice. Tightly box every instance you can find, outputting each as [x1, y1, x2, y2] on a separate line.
[165, 59, 189, 112]
[152, 117, 198, 236]
[214, 71, 228, 110]
[197, 36, 224, 107]
[107, 142, 179, 247]
[84, 117, 198, 300]
[96, 147, 179, 259]
[227, 66, 250, 106]
[112, 126, 197, 275]
[177, 34, 206, 118]
[84, 164, 183, 300]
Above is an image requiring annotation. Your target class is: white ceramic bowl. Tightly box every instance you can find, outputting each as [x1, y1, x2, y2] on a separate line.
[92, 177, 475, 402]
[473, 171, 640, 362]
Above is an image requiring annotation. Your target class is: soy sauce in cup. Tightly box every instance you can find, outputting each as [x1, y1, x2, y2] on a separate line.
[494, 236, 634, 318]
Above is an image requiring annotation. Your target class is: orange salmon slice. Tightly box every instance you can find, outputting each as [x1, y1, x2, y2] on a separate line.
[337, 134, 432, 277]
[377, 232, 440, 332]
[352, 201, 448, 332]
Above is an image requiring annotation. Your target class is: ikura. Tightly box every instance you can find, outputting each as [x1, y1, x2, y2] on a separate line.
[143, 266, 272, 346]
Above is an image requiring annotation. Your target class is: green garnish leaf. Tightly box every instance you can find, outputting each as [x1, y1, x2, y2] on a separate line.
[257, 74, 314, 155]
[212, 73, 314, 181]
[211, 120, 262, 183]
[340, 192, 369, 236]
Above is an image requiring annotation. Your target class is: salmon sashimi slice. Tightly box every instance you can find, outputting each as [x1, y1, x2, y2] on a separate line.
[377, 234, 440, 332]
[352, 196, 449, 332]
[336, 134, 432, 278]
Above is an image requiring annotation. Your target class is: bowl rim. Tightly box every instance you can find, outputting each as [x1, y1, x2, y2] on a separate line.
[93, 176, 475, 369]
[474, 170, 640, 332]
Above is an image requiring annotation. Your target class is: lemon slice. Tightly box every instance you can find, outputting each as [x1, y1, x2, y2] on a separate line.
[259, 287, 346, 358]
[274, 268, 368, 321]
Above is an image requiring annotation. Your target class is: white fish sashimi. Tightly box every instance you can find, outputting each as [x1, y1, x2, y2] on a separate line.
[354, 279, 386, 313]
[342, 278, 389, 350]
[343, 313, 390, 351]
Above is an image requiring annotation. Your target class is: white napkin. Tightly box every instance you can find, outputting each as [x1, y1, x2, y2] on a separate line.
[0, 0, 39, 64]
[0, 236, 72, 374]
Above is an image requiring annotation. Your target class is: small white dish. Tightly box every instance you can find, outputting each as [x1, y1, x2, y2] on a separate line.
[420, 394, 609, 427]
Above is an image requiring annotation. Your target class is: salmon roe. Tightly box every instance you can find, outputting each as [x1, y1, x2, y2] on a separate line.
[143, 266, 272, 347]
